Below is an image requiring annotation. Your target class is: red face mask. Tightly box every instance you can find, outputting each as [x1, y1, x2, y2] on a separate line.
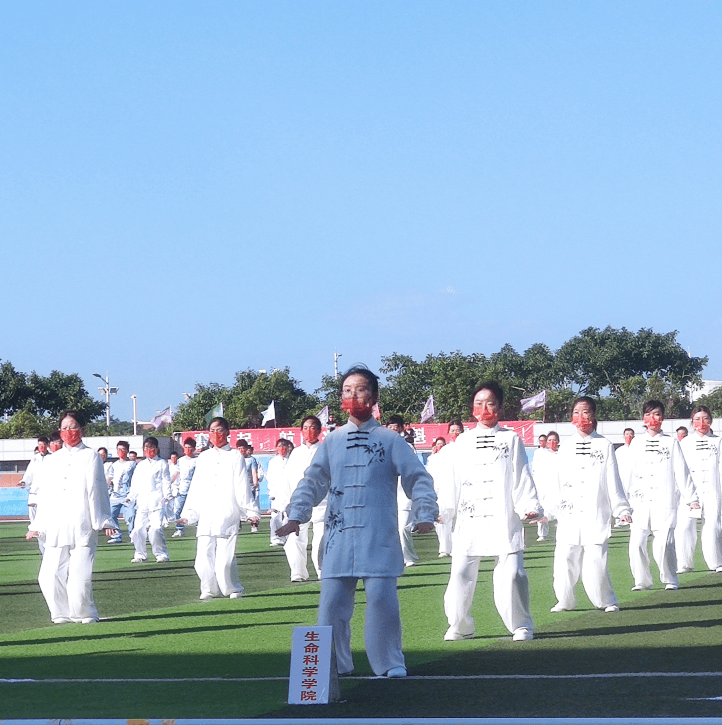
[472, 405, 498, 425]
[209, 430, 227, 448]
[302, 427, 320, 445]
[342, 397, 373, 421]
[572, 414, 594, 435]
[693, 419, 711, 435]
[60, 428, 82, 448]
[643, 413, 663, 433]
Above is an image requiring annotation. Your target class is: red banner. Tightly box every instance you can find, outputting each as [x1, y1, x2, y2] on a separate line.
[179, 420, 536, 451]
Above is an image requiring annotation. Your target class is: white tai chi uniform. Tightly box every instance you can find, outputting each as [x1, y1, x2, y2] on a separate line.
[21, 451, 51, 553]
[626, 432, 698, 588]
[427, 446, 453, 556]
[127, 457, 171, 562]
[287, 418, 438, 676]
[615, 444, 633, 496]
[548, 430, 631, 610]
[531, 447, 558, 540]
[31, 442, 114, 623]
[282, 440, 326, 580]
[267, 452, 291, 545]
[438, 425, 542, 639]
[675, 432, 722, 572]
[181, 444, 259, 598]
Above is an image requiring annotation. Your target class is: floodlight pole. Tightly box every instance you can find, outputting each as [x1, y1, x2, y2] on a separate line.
[93, 372, 117, 428]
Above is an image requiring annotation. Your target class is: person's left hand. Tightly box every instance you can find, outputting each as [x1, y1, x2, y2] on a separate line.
[104, 528, 119, 537]
[413, 522, 435, 534]
[248, 517, 260, 524]
[690, 502, 701, 510]
[523, 512, 541, 521]
[277, 519, 300, 537]
[619, 514, 632, 524]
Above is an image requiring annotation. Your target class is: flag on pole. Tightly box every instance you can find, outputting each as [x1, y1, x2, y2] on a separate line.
[204, 402, 224, 426]
[520, 390, 546, 413]
[151, 406, 173, 430]
[420, 394, 436, 423]
[372, 403, 381, 420]
[261, 400, 276, 426]
[317, 405, 329, 428]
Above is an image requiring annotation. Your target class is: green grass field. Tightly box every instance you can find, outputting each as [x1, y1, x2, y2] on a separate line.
[2, 519, 722, 719]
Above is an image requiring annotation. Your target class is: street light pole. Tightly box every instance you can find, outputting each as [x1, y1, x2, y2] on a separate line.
[93, 373, 118, 428]
[131, 394, 138, 436]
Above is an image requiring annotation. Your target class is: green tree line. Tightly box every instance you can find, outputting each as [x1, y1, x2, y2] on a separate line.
[2, 327, 720, 438]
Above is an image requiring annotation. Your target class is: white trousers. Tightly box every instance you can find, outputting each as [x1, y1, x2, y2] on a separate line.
[38, 534, 99, 622]
[195, 534, 243, 597]
[444, 551, 533, 636]
[398, 508, 418, 565]
[318, 576, 404, 676]
[629, 525, 678, 588]
[28, 504, 45, 554]
[553, 542, 617, 609]
[537, 520, 550, 539]
[283, 520, 325, 580]
[675, 513, 722, 571]
[435, 520, 453, 556]
[131, 506, 168, 561]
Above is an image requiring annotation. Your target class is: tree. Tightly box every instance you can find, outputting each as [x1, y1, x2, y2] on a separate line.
[0, 360, 29, 415]
[173, 368, 321, 430]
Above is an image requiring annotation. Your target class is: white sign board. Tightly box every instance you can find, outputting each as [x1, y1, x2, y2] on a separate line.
[288, 625, 339, 704]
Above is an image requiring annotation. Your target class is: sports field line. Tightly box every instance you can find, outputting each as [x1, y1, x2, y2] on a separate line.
[3, 671, 722, 684]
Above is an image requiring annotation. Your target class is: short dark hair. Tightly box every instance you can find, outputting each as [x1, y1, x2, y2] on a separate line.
[37, 436, 49, 445]
[691, 405, 713, 421]
[301, 416, 322, 430]
[276, 438, 292, 449]
[642, 400, 665, 416]
[472, 381, 504, 408]
[546, 430, 559, 441]
[434, 437, 446, 445]
[538, 434, 547, 441]
[386, 414, 404, 428]
[236, 438, 248, 448]
[183, 437, 197, 448]
[117, 440, 130, 450]
[341, 364, 379, 396]
[447, 420, 464, 432]
[58, 410, 85, 429]
[49, 431, 61, 444]
[143, 437, 160, 450]
[623, 428, 635, 436]
[676, 426, 688, 434]
[98, 447, 108, 456]
[573, 396, 597, 416]
[208, 416, 230, 432]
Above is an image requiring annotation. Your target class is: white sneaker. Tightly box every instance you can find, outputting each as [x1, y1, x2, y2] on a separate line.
[52, 617, 72, 624]
[716, 567, 722, 573]
[536, 536, 547, 542]
[229, 592, 243, 599]
[665, 584, 678, 591]
[199, 593, 215, 601]
[444, 629, 474, 641]
[131, 556, 147, 563]
[171, 530, 183, 538]
[438, 553, 451, 558]
[677, 567, 693, 574]
[404, 561, 416, 568]
[291, 576, 309, 582]
[81, 617, 99, 624]
[604, 605, 620, 613]
[512, 628, 533, 641]
[386, 667, 407, 678]
[156, 555, 169, 563]
[631, 584, 651, 591]
[550, 603, 569, 613]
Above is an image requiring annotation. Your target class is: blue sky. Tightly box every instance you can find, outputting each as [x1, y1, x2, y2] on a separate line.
[2, 1, 721, 423]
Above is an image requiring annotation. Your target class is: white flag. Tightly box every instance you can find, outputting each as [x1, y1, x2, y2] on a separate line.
[152, 406, 173, 430]
[261, 400, 276, 426]
[420, 394, 436, 423]
[317, 405, 329, 428]
[520, 390, 546, 413]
